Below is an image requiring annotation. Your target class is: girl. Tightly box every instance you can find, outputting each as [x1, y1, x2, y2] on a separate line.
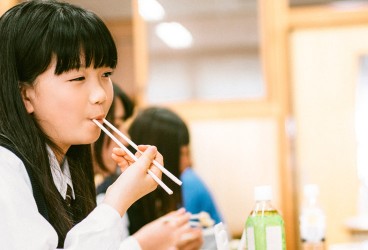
[126, 107, 224, 249]
[0, 1, 162, 249]
[128, 107, 223, 228]
[93, 83, 203, 250]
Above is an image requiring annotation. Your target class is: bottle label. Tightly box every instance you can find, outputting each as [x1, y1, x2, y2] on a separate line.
[300, 207, 326, 242]
[246, 226, 283, 250]
[246, 227, 255, 250]
[266, 226, 282, 250]
[238, 227, 247, 250]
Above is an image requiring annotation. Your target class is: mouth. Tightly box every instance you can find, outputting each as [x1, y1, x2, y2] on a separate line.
[91, 115, 105, 123]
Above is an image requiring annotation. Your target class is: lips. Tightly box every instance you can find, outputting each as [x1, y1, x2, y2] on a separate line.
[91, 114, 105, 123]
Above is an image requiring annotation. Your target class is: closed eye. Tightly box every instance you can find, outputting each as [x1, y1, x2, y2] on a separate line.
[102, 71, 113, 78]
[69, 76, 85, 81]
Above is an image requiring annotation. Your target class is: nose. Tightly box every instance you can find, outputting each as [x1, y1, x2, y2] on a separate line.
[89, 79, 108, 104]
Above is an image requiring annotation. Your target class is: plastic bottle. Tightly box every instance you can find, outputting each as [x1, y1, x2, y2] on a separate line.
[245, 185, 286, 250]
[299, 184, 326, 250]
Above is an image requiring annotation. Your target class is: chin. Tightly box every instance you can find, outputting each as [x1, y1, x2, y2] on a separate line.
[78, 131, 101, 145]
[90, 133, 101, 143]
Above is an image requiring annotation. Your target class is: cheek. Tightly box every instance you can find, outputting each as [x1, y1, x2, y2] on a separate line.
[105, 85, 114, 112]
[34, 93, 72, 122]
[55, 94, 85, 122]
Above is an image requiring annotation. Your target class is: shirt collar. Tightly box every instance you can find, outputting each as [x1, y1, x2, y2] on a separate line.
[46, 145, 75, 200]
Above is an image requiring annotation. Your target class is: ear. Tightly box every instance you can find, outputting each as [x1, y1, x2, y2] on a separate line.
[20, 84, 35, 114]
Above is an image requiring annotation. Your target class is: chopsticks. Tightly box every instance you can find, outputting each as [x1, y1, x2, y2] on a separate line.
[93, 119, 181, 195]
[103, 119, 182, 186]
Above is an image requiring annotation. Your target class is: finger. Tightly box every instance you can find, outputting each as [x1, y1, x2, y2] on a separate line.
[112, 147, 135, 163]
[179, 229, 203, 245]
[137, 144, 149, 151]
[163, 213, 191, 229]
[117, 162, 129, 172]
[144, 150, 164, 178]
[135, 145, 163, 168]
[175, 212, 191, 227]
[112, 147, 128, 157]
[174, 207, 186, 215]
[161, 208, 186, 220]
[136, 146, 157, 170]
[134, 144, 149, 158]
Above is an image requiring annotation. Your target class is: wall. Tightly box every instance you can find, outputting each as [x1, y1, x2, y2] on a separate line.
[189, 118, 280, 236]
[291, 25, 368, 245]
[105, 20, 136, 99]
[147, 51, 264, 103]
[0, 0, 17, 16]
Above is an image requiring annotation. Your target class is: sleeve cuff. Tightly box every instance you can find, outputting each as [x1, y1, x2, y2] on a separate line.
[119, 236, 142, 250]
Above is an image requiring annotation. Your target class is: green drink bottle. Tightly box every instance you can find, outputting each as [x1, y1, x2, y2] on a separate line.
[245, 185, 287, 250]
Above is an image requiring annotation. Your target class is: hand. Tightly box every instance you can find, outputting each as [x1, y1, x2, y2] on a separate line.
[175, 226, 203, 250]
[102, 145, 163, 216]
[133, 208, 193, 250]
[111, 146, 136, 172]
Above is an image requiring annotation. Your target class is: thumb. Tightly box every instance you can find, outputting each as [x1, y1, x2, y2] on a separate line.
[136, 146, 157, 169]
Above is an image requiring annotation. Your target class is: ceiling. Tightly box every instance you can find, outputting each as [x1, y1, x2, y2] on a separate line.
[67, 0, 360, 54]
[67, 0, 258, 54]
[67, 0, 352, 19]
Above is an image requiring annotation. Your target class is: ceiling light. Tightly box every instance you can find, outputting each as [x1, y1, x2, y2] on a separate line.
[155, 22, 193, 49]
[138, 0, 165, 22]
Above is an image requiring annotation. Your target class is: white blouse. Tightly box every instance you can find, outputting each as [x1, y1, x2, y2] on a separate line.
[0, 146, 141, 250]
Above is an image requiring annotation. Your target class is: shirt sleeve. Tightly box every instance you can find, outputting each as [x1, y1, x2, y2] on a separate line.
[119, 236, 142, 250]
[96, 192, 130, 240]
[0, 147, 124, 250]
[64, 204, 123, 249]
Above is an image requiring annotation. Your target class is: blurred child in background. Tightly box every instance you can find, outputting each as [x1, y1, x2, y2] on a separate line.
[92, 84, 203, 250]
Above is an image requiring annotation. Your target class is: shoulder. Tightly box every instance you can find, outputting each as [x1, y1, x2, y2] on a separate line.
[181, 168, 206, 189]
[0, 146, 23, 162]
[0, 146, 30, 176]
[0, 146, 32, 189]
[181, 168, 200, 181]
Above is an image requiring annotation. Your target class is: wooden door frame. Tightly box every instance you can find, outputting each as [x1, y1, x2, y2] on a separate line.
[260, 1, 368, 249]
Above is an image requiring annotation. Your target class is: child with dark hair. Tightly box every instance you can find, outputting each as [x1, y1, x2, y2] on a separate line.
[126, 107, 224, 249]
[128, 107, 223, 227]
[93, 84, 203, 250]
[0, 1, 162, 249]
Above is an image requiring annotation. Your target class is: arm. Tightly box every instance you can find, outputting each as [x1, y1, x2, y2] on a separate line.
[0, 145, 162, 249]
[129, 208, 203, 250]
[0, 147, 60, 249]
[67, 145, 164, 248]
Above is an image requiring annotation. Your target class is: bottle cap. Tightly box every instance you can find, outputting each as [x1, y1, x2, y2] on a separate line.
[303, 184, 319, 198]
[254, 185, 272, 201]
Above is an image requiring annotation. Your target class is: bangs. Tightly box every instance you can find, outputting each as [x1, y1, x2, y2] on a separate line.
[45, 4, 117, 74]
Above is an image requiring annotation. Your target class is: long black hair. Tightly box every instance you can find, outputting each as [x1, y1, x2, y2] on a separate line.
[127, 107, 189, 233]
[0, 0, 117, 246]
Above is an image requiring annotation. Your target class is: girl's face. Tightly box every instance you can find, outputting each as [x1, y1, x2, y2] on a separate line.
[21, 58, 114, 153]
[180, 145, 192, 173]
